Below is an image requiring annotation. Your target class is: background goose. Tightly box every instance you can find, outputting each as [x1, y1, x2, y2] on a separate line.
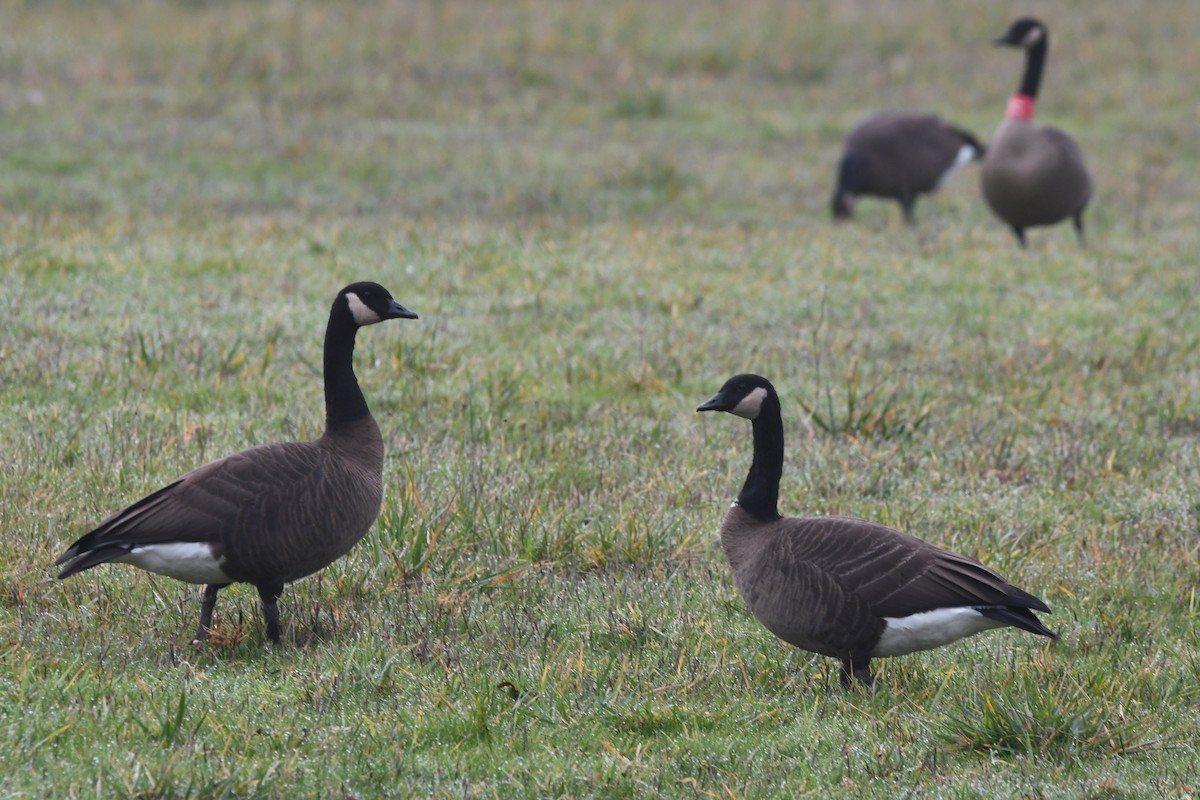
[697, 374, 1056, 688]
[980, 17, 1094, 247]
[831, 111, 985, 224]
[55, 281, 418, 644]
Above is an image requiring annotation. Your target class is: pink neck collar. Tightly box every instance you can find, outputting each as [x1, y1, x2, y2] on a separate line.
[1006, 94, 1036, 121]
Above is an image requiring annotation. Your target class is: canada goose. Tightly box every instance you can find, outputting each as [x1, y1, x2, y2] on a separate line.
[55, 282, 418, 644]
[980, 17, 1094, 247]
[831, 112, 985, 224]
[697, 374, 1056, 688]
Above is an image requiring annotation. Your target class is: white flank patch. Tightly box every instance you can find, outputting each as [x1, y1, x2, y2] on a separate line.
[936, 144, 978, 189]
[119, 543, 232, 585]
[345, 292, 382, 325]
[872, 607, 1004, 657]
[730, 386, 768, 420]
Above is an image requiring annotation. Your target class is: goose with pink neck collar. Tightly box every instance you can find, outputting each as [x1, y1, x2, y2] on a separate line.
[980, 17, 1093, 248]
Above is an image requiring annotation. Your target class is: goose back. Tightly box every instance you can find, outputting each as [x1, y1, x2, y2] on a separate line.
[832, 112, 984, 222]
[60, 422, 383, 586]
[720, 507, 1050, 662]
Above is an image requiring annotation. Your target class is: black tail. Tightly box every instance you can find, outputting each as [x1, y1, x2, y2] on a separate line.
[977, 604, 1058, 639]
[55, 544, 134, 579]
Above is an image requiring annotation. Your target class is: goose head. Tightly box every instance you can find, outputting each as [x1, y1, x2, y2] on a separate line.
[993, 17, 1046, 50]
[339, 281, 419, 326]
[697, 373, 776, 421]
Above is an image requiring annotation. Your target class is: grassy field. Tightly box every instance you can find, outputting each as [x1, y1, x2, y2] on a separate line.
[2, 0, 1199, 797]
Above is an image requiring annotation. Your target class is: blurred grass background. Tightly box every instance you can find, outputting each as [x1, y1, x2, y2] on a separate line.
[1, 1, 1198, 797]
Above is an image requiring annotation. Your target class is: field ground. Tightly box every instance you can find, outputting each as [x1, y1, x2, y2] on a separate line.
[1, 1, 1198, 797]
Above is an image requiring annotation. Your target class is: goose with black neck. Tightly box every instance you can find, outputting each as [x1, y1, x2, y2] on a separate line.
[55, 281, 418, 645]
[980, 17, 1094, 247]
[697, 373, 1057, 688]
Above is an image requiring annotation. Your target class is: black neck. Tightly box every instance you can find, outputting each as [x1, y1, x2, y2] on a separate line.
[1017, 37, 1047, 98]
[323, 309, 369, 430]
[738, 395, 784, 522]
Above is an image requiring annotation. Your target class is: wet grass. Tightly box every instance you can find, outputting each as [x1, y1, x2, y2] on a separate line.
[1, 1, 1199, 797]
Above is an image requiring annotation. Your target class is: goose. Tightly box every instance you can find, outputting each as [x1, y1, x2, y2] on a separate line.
[980, 17, 1094, 247]
[55, 281, 418, 644]
[697, 374, 1056, 688]
[831, 111, 985, 224]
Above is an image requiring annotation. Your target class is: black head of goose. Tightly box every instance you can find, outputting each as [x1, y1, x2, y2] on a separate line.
[697, 374, 1056, 688]
[831, 112, 985, 224]
[980, 17, 1094, 247]
[54, 281, 418, 644]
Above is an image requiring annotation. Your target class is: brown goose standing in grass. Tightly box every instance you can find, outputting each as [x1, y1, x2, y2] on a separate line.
[55, 282, 418, 644]
[697, 374, 1056, 688]
[981, 17, 1094, 247]
[831, 111, 985, 224]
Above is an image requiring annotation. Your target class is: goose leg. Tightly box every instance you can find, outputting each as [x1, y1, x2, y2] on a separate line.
[1073, 212, 1086, 246]
[1010, 225, 1027, 248]
[193, 582, 230, 644]
[839, 657, 874, 689]
[257, 582, 285, 643]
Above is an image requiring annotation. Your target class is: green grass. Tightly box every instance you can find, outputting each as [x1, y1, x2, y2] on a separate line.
[2, 0, 1199, 797]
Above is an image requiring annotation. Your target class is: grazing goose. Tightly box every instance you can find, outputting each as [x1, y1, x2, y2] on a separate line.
[697, 374, 1056, 688]
[831, 112, 985, 224]
[55, 281, 418, 644]
[980, 17, 1094, 247]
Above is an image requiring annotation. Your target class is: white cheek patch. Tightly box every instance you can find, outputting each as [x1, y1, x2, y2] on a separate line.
[119, 543, 232, 585]
[872, 607, 1004, 657]
[1022, 27, 1045, 47]
[345, 292, 382, 325]
[730, 386, 768, 419]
